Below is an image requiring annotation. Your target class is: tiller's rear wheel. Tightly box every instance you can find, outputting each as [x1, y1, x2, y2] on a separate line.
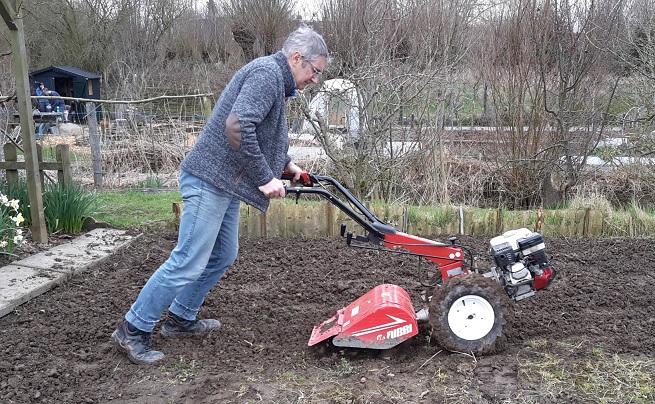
[429, 274, 514, 355]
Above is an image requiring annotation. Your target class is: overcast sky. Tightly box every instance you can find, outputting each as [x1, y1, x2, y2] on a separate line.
[296, 0, 321, 19]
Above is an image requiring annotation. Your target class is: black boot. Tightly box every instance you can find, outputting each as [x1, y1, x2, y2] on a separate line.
[159, 312, 221, 339]
[111, 321, 164, 365]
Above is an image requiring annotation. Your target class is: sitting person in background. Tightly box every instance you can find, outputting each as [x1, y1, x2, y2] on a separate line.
[35, 83, 51, 112]
[43, 88, 66, 115]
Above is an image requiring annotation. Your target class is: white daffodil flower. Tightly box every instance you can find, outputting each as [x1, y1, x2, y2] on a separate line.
[12, 213, 24, 225]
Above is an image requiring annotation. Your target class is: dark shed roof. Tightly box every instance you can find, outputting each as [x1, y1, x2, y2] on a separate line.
[30, 66, 101, 79]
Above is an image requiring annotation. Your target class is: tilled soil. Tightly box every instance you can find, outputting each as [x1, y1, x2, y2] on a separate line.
[0, 231, 654, 403]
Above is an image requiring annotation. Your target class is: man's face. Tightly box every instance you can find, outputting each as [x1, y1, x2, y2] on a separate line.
[289, 52, 326, 91]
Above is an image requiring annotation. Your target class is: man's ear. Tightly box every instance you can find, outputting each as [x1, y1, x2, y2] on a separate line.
[291, 51, 303, 66]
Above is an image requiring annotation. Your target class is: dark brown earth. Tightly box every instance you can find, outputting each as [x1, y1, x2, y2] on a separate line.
[1, 231, 654, 403]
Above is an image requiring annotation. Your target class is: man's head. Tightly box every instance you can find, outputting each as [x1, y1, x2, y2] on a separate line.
[43, 88, 51, 94]
[282, 24, 330, 91]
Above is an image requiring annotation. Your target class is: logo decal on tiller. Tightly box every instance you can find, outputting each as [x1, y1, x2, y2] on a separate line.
[351, 315, 413, 340]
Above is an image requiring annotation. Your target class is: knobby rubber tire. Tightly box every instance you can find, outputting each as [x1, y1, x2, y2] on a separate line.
[429, 274, 514, 355]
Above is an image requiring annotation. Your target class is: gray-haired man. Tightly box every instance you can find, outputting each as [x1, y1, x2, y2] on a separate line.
[112, 24, 329, 365]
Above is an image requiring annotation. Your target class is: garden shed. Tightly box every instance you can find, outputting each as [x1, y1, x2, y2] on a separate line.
[29, 65, 101, 100]
[29, 66, 102, 123]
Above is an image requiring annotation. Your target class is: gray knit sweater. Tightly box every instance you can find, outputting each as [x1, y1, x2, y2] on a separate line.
[181, 52, 296, 212]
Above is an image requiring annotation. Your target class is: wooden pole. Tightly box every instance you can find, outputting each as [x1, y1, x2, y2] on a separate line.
[2, 143, 18, 185]
[36, 144, 44, 187]
[1, 0, 48, 243]
[86, 102, 103, 189]
[202, 96, 213, 119]
[56, 144, 73, 187]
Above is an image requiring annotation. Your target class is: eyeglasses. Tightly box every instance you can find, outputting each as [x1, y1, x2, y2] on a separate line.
[301, 56, 323, 78]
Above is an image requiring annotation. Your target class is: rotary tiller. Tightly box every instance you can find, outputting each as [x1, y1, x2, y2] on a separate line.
[282, 172, 556, 355]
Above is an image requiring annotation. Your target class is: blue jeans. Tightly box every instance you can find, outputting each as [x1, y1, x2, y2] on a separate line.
[125, 170, 240, 332]
[51, 100, 65, 114]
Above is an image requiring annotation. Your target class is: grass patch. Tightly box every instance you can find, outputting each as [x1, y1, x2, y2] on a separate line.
[334, 358, 357, 378]
[39, 145, 90, 163]
[94, 190, 181, 228]
[519, 352, 654, 403]
[276, 371, 306, 384]
[568, 192, 614, 214]
[407, 205, 455, 227]
[132, 175, 164, 189]
[158, 356, 197, 383]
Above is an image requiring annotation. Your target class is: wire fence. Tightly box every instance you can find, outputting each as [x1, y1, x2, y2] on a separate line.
[2, 97, 655, 214]
[0, 95, 211, 189]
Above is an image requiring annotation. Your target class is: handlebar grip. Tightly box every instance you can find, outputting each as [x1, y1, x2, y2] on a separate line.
[281, 171, 313, 186]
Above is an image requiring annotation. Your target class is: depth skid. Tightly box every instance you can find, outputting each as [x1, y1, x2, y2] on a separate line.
[308, 284, 419, 349]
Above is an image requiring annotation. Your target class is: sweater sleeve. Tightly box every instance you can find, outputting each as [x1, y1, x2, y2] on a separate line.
[231, 67, 280, 186]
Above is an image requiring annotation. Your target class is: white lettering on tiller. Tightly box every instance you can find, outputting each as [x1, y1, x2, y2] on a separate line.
[386, 324, 413, 339]
[351, 315, 407, 337]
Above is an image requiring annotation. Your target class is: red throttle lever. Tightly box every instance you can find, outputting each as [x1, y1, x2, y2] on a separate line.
[281, 171, 313, 186]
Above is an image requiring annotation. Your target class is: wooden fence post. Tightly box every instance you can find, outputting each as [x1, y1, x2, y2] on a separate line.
[36, 144, 44, 187]
[2, 1, 48, 243]
[3, 143, 18, 185]
[259, 211, 267, 238]
[202, 96, 213, 119]
[326, 202, 334, 237]
[56, 144, 73, 187]
[86, 102, 103, 189]
[496, 208, 503, 234]
[402, 205, 408, 233]
[535, 208, 543, 233]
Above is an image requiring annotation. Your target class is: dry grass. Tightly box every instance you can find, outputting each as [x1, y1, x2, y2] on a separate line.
[244, 342, 655, 403]
[38, 120, 195, 188]
[518, 341, 654, 403]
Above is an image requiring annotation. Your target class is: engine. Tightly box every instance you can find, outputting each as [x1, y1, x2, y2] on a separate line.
[489, 228, 555, 301]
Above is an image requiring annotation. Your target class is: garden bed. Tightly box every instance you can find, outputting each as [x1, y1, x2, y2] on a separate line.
[0, 231, 653, 402]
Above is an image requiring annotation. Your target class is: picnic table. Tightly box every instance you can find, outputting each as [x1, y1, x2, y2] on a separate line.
[32, 111, 63, 122]
[13, 110, 63, 123]
[7, 110, 64, 143]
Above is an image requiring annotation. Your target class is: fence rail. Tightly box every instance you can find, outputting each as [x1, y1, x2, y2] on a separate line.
[0, 143, 72, 187]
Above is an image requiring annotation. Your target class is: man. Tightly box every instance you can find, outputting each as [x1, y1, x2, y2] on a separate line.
[112, 24, 329, 365]
[35, 83, 50, 112]
[43, 88, 66, 118]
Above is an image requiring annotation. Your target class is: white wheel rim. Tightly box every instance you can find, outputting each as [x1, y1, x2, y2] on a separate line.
[447, 294, 495, 341]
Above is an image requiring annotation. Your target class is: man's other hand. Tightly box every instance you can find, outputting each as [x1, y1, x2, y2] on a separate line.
[259, 178, 286, 198]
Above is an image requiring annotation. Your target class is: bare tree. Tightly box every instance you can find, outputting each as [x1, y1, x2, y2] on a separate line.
[473, 0, 622, 209]
[312, 0, 479, 203]
[220, 0, 298, 61]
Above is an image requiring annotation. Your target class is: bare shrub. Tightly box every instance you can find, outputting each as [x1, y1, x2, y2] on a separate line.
[220, 0, 298, 61]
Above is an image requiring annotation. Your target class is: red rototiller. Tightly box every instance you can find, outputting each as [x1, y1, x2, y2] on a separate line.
[282, 172, 556, 355]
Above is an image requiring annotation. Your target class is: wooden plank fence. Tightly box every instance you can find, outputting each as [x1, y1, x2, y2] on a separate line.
[237, 201, 655, 239]
[0, 143, 72, 187]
